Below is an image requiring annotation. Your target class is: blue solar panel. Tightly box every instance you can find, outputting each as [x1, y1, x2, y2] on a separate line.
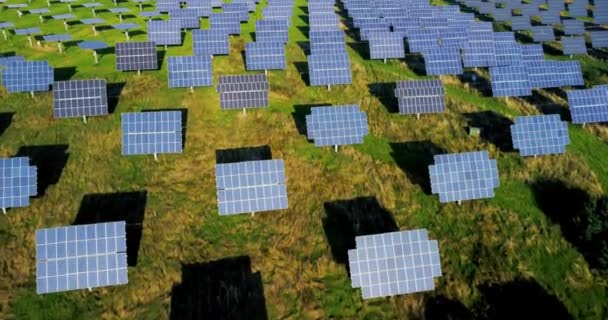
[309, 30, 346, 54]
[29, 8, 50, 13]
[0, 22, 15, 28]
[562, 19, 585, 35]
[309, 12, 340, 31]
[43, 34, 71, 42]
[36, 222, 128, 294]
[394, 79, 446, 115]
[192, 29, 229, 56]
[595, 0, 608, 24]
[429, 151, 500, 203]
[562, 36, 587, 55]
[53, 79, 108, 118]
[222, 2, 249, 22]
[494, 32, 523, 67]
[0, 55, 24, 66]
[462, 23, 497, 68]
[156, 0, 179, 12]
[511, 114, 569, 157]
[82, 2, 102, 7]
[348, 229, 442, 299]
[0, 157, 37, 210]
[1, 60, 53, 93]
[215, 159, 288, 215]
[167, 55, 213, 88]
[169, 9, 203, 29]
[521, 44, 545, 65]
[121, 111, 183, 155]
[528, 61, 584, 89]
[539, 9, 561, 25]
[308, 53, 352, 86]
[245, 42, 286, 71]
[262, 6, 292, 22]
[216, 74, 269, 109]
[368, 32, 405, 60]
[5, 4, 27, 8]
[305, 105, 368, 147]
[14, 27, 40, 35]
[567, 1, 587, 17]
[490, 64, 532, 97]
[80, 18, 105, 25]
[510, 15, 531, 31]
[210, 13, 241, 34]
[407, 29, 440, 53]
[113, 23, 138, 31]
[591, 31, 608, 48]
[115, 41, 158, 71]
[422, 47, 463, 76]
[567, 86, 608, 124]
[139, 11, 160, 18]
[147, 20, 181, 46]
[255, 19, 288, 43]
[51, 14, 75, 20]
[531, 25, 555, 42]
[78, 40, 108, 50]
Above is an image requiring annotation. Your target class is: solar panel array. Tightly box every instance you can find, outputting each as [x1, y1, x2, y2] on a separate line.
[255, 19, 288, 43]
[595, 1, 608, 24]
[527, 61, 584, 89]
[245, 42, 286, 71]
[14, 27, 41, 35]
[489, 64, 532, 97]
[167, 55, 213, 88]
[561, 36, 587, 55]
[169, 8, 202, 29]
[215, 159, 288, 215]
[53, 79, 108, 118]
[462, 23, 497, 68]
[590, 31, 608, 49]
[422, 47, 463, 76]
[0, 55, 24, 66]
[209, 12, 241, 35]
[308, 53, 352, 86]
[216, 74, 269, 110]
[305, 105, 368, 147]
[429, 151, 500, 203]
[36, 222, 128, 294]
[1, 60, 53, 93]
[531, 26, 555, 42]
[147, 20, 181, 46]
[192, 29, 229, 56]
[43, 34, 71, 42]
[121, 111, 183, 155]
[0, 157, 37, 210]
[115, 41, 157, 71]
[368, 32, 405, 60]
[348, 229, 442, 299]
[510, 114, 570, 157]
[562, 19, 585, 36]
[567, 86, 608, 124]
[394, 79, 446, 115]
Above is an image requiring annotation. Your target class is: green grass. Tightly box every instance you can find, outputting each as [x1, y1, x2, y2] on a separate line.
[0, 0, 607, 319]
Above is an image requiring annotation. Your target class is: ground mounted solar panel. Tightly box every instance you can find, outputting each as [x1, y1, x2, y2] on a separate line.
[222, 2, 249, 22]
[510, 16, 531, 31]
[156, 0, 180, 12]
[494, 32, 522, 66]
[429, 151, 500, 203]
[147, 20, 181, 46]
[0, 157, 37, 212]
[255, 19, 288, 43]
[167, 55, 213, 89]
[462, 26, 497, 68]
[368, 32, 405, 61]
[35, 222, 128, 294]
[595, 0, 608, 24]
[169, 8, 203, 29]
[245, 42, 286, 71]
[53, 79, 108, 120]
[216, 74, 269, 110]
[562, 19, 585, 36]
[528, 60, 584, 89]
[567, 86, 608, 124]
[305, 105, 368, 148]
[521, 44, 545, 65]
[122, 111, 183, 157]
[407, 29, 440, 53]
[562, 36, 587, 55]
[591, 31, 608, 49]
[489, 64, 532, 97]
[115, 41, 157, 72]
[531, 26, 555, 42]
[348, 229, 442, 299]
[1, 60, 53, 94]
[510, 114, 570, 157]
[567, 1, 587, 17]
[308, 53, 352, 87]
[215, 159, 288, 215]
[210, 13, 241, 35]
[192, 29, 229, 56]
[394, 79, 446, 116]
[539, 9, 561, 25]
[422, 47, 463, 76]
[0, 55, 24, 66]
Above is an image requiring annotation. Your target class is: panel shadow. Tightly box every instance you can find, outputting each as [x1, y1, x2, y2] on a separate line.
[170, 256, 268, 320]
[291, 103, 331, 136]
[322, 197, 399, 266]
[54, 66, 77, 81]
[424, 295, 472, 320]
[293, 61, 310, 86]
[16, 145, 69, 197]
[368, 82, 397, 113]
[215, 146, 272, 164]
[107, 82, 126, 114]
[463, 111, 514, 152]
[0, 112, 14, 137]
[390, 141, 446, 194]
[73, 191, 147, 266]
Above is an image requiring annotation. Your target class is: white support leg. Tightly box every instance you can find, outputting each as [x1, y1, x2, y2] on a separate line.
[27, 35, 32, 47]
[2, 208, 6, 214]
[2, 30, 6, 40]
[334, 145, 338, 152]
[30, 91, 34, 98]
[58, 42, 63, 54]
[190, 86, 194, 93]
[125, 31, 129, 41]
[93, 51, 99, 64]
[39, 15, 43, 24]
[93, 26, 97, 36]
[64, 20, 68, 31]
[153, 153, 158, 161]
[416, 113, 420, 120]
[82, 116, 87, 124]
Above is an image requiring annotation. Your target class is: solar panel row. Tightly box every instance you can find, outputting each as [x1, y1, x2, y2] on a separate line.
[305, 105, 369, 147]
[394, 79, 446, 115]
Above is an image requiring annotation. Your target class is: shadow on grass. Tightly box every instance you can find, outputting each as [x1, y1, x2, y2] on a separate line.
[54, 66, 77, 81]
[463, 111, 514, 152]
[459, 71, 493, 97]
[293, 61, 310, 85]
[73, 191, 147, 266]
[323, 197, 398, 266]
[390, 141, 446, 194]
[424, 295, 472, 320]
[215, 146, 272, 164]
[16, 145, 69, 197]
[170, 256, 268, 320]
[347, 41, 368, 59]
[0, 112, 14, 137]
[368, 82, 397, 113]
[402, 54, 427, 76]
[142, 108, 188, 149]
[292, 103, 330, 135]
[107, 82, 125, 114]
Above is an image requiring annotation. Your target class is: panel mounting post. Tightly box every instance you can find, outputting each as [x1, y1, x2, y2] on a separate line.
[93, 51, 99, 64]
[2, 30, 7, 40]
[64, 20, 68, 31]
[416, 113, 420, 120]
[2, 208, 6, 215]
[334, 145, 338, 152]
[39, 15, 44, 24]
[30, 91, 34, 98]
[243, 108, 246, 115]
[58, 42, 63, 54]
[92, 26, 97, 36]
[153, 153, 158, 161]
[125, 31, 129, 41]
[190, 86, 194, 93]
[251, 212, 255, 217]
[82, 116, 87, 124]
[27, 35, 32, 47]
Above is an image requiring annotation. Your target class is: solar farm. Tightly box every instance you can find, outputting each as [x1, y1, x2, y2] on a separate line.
[1, 0, 608, 318]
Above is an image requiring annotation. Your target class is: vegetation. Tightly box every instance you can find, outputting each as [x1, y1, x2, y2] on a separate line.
[0, 0, 607, 319]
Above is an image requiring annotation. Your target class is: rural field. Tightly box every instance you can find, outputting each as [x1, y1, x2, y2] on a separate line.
[1, 0, 608, 319]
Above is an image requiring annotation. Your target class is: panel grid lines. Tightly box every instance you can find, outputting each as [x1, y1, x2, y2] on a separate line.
[0, 157, 37, 209]
[121, 111, 183, 155]
[53, 79, 108, 118]
[305, 105, 369, 146]
[510, 114, 570, 157]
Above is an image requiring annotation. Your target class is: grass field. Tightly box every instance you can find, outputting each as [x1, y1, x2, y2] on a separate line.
[1, 0, 608, 319]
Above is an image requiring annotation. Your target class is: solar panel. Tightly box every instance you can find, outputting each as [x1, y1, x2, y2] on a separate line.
[216, 74, 269, 109]
[0, 22, 15, 28]
[147, 20, 181, 46]
[109, 7, 129, 13]
[595, 0, 608, 24]
[348, 229, 442, 299]
[78, 40, 108, 50]
[14, 27, 40, 35]
[531, 25, 555, 42]
[590, 31, 608, 49]
[1, 60, 53, 93]
[510, 114, 569, 157]
[489, 64, 532, 97]
[255, 19, 288, 43]
[567, 1, 587, 17]
[309, 12, 340, 31]
[192, 29, 229, 56]
[528, 60, 584, 89]
[115, 41, 157, 71]
[407, 29, 440, 53]
[461, 24, 497, 68]
[308, 53, 352, 86]
[222, 2, 249, 22]
[35, 222, 128, 294]
[210, 13, 241, 35]
[0, 55, 24, 66]
[5, 4, 27, 8]
[169, 8, 203, 29]
[215, 159, 288, 215]
[43, 34, 71, 42]
[561, 36, 587, 55]
[167, 55, 213, 88]
[305, 105, 368, 147]
[245, 42, 286, 71]
[394, 79, 446, 115]
[0, 157, 36, 211]
[82, 2, 102, 7]
[368, 32, 405, 60]
[521, 44, 545, 65]
[567, 86, 608, 124]
[156, 0, 179, 12]
[29, 8, 49, 14]
[121, 111, 183, 155]
[52, 14, 75, 20]
[429, 151, 499, 203]
[53, 79, 108, 119]
[510, 15, 531, 31]
[539, 9, 561, 25]
[422, 47, 463, 76]
[80, 18, 105, 25]
[113, 23, 138, 31]
[562, 19, 585, 35]
[140, 11, 160, 18]
[494, 32, 523, 67]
